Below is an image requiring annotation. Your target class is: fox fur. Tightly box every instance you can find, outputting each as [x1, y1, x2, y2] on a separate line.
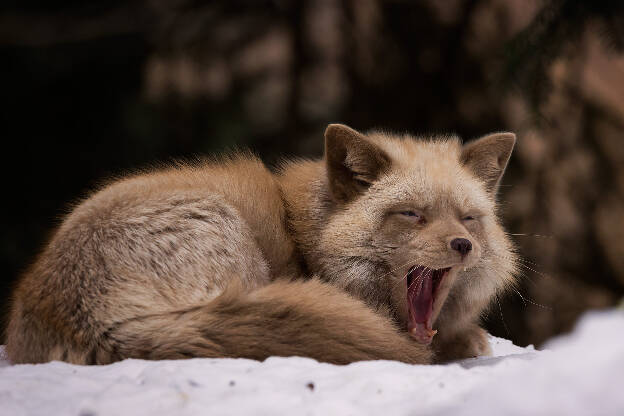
[6, 124, 517, 365]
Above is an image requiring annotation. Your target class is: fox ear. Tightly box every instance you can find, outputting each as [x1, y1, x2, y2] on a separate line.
[461, 132, 516, 193]
[325, 124, 390, 203]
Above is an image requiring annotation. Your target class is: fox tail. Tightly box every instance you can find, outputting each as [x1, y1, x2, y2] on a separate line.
[100, 279, 430, 365]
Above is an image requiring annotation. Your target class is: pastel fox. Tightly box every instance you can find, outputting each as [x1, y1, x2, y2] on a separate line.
[6, 124, 517, 365]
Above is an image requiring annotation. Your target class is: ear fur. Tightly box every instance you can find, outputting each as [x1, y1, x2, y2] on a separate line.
[324, 124, 390, 203]
[461, 132, 516, 193]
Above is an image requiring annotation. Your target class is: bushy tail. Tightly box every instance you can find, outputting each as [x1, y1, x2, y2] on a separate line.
[100, 279, 430, 365]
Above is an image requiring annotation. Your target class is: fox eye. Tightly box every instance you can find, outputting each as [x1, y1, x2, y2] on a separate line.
[400, 211, 426, 224]
[355, 178, 370, 188]
[352, 173, 371, 188]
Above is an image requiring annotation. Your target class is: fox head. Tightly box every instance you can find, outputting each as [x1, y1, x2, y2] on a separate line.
[285, 123, 518, 345]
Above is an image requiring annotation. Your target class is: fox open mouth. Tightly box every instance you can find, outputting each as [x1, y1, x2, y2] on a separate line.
[406, 265, 451, 344]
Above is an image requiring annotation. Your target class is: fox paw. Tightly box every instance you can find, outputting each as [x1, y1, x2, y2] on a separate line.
[433, 325, 492, 363]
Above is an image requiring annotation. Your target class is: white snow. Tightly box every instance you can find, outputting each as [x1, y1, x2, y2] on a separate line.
[1, 310, 623, 416]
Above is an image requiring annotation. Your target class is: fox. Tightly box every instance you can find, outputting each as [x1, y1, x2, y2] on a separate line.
[5, 123, 517, 365]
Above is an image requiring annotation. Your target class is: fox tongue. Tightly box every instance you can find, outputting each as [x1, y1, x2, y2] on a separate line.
[407, 268, 436, 344]
[414, 273, 433, 319]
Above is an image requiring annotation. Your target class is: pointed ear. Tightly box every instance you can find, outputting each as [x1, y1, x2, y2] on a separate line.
[461, 132, 516, 193]
[324, 124, 390, 203]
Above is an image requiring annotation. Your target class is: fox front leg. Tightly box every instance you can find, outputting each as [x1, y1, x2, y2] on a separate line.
[431, 323, 492, 363]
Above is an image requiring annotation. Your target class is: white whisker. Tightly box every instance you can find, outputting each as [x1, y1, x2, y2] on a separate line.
[496, 293, 511, 338]
[512, 288, 552, 310]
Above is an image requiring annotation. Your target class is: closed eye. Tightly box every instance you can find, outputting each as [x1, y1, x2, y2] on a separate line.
[462, 215, 476, 221]
[352, 173, 372, 188]
[399, 211, 427, 224]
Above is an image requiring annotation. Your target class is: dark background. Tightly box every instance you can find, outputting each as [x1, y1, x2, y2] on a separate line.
[2, 0, 624, 347]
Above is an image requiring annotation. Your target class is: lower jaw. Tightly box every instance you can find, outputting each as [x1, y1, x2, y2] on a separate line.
[408, 323, 437, 344]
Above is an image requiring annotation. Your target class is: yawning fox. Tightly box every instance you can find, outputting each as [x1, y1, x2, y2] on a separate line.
[6, 124, 517, 365]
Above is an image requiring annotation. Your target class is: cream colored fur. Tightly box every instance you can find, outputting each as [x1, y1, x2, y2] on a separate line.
[6, 124, 517, 365]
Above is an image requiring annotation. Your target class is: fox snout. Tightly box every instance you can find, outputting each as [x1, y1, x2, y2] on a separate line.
[445, 235, 479, 265]
[450, 238, 472, 256]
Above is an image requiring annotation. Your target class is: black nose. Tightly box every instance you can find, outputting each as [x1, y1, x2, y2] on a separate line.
[450, 238, 472, 256]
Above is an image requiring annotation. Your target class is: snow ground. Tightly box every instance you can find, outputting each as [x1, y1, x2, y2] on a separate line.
[1, 310, 623, 416]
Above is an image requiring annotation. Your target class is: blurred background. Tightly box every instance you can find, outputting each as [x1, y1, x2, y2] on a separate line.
[2, 0, 623, 347]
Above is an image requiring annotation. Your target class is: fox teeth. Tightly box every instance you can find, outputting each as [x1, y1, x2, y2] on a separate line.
[410, 328, 438, 338]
